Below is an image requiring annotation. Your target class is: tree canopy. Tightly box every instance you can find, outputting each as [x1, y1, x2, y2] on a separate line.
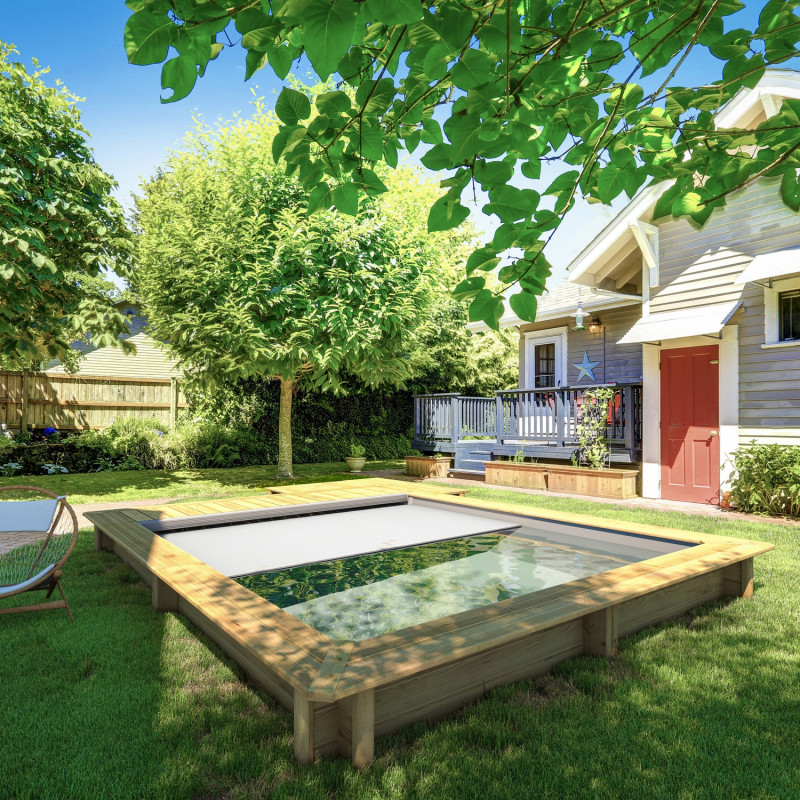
[133, 105, 470, 475]
[123, 0, 800, 328]
[0, 42, 133, 368]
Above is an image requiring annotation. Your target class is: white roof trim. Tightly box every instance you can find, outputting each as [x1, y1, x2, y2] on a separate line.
[734, 249, 800, 285]
[567, 184, 667, 285]
[466, 292, 641, 332]
[617, 301, 742, 345]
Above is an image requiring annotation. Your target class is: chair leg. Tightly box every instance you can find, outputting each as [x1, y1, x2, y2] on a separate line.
[56, 581, 74, 622]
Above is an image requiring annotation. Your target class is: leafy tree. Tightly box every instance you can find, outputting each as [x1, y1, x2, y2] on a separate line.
[133, 106, 469, 476]
[0, 43, 133, 367]
[123, 1, 800, 328]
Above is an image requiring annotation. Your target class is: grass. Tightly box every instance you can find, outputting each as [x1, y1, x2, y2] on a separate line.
[1, 478, 798, 799]
[0, 460, 404, 506]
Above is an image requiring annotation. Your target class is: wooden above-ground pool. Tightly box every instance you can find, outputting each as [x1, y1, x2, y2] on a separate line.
[86, 478, 772, 767]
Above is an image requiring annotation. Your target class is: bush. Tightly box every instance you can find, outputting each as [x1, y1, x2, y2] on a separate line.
[728, 443, 800, 517]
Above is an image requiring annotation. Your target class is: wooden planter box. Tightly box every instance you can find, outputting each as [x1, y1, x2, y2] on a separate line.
[484, 461, 547, 490]
[405, 456, 452, 478]
[546, 466, 639, 499]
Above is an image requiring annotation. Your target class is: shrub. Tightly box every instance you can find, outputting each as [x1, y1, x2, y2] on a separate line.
[728, 443, 800, 517]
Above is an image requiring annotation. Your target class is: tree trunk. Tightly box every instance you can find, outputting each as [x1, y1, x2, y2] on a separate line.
[276, 376, 294, 478]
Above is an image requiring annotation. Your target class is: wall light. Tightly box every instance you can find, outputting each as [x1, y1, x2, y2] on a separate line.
[588, 317, 602, 334]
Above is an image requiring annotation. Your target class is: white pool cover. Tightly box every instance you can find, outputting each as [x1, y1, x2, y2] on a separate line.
[161, 504, 520, 577]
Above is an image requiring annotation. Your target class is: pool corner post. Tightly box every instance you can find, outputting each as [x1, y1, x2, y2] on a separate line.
[294, 689, 316, 764]
[583, 606, 619, 658]
[152, 577, 179, 612]
[347, 688, 375, 768]
[93, 525, 112, 553]
[723, 557, 754, 599]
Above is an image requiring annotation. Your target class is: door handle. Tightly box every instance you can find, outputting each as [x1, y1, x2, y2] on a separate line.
[709, 430, 718, 437]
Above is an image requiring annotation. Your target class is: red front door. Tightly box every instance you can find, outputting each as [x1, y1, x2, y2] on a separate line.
[660, 345, 720, 504]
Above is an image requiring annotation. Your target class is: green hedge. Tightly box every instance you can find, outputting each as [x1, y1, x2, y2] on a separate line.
[0, 386, 415, 476]
[729, 443, 800, 517]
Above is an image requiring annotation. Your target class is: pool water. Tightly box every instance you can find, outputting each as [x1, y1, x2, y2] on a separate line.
[236, 531, 641, 641]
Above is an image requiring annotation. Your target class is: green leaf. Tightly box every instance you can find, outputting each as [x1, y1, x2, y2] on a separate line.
[452, 275, 485, 301]
[451, 49, 494, 90]
[355, 78, 396, 114]
[355, 169, 388, 196]
[332, 183, 359, 216]
[242, 24, 281, 50]
[308, 183, 333, 213]
[316, 90, 351, 116]
[125, 10, 173, 65]
[427, 193, 470, 232]
[365, 0, 423, 26]
[780, 171, 800, 212]
[468, 289, 504, 329]
[275, 87, 311, 125]
[420, 144, 455, 171]
[465, 247, 500, 275]
[302, 0, 359, 79]
[245, 48, 269, 80]
[508, 291, 538, 323]
[160, 55, 198, 103]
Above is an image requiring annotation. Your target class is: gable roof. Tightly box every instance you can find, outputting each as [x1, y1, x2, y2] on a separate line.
[567, 70, 800, 288]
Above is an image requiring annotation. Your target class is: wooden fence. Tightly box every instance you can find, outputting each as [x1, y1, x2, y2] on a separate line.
[0, 371, 188, 431]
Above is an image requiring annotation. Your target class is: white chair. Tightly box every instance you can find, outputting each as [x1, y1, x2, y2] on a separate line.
[0, 486, 79, 621]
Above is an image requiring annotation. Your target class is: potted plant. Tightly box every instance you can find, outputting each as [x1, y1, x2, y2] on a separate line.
[345, 443, 367, 473]
[484, 449, 547, 489]
[405, 451, 453, 478]
[546, 387, 639, 499]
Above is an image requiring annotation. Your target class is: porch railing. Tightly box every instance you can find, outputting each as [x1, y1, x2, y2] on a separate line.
[413, 384, 643, 453]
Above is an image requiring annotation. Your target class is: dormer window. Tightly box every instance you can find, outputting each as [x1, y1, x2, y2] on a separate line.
[780, 289, 800, 342]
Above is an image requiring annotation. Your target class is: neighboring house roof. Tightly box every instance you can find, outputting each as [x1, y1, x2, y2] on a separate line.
[466, 281, 640, 331]
[45, 332, 183, 379]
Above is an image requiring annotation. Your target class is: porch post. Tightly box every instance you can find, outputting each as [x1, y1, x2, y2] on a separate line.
[450, 395, 461, 447]
[494, 393, 503, 444]
[622, 385, 635, 456]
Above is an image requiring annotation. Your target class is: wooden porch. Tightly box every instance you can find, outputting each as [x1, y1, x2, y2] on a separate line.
[413, 385, 643, 474]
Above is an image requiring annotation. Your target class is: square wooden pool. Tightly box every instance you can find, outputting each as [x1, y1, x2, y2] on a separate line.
[87, 480, 772, 767]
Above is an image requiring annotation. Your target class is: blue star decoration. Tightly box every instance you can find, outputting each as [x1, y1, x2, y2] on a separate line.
[573, 351, 601, 382]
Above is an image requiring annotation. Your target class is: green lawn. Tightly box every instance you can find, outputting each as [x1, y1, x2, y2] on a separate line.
[1, 478, 798, 799]
[0, 461, 404, 506]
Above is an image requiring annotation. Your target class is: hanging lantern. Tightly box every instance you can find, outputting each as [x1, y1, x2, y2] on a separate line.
[573, 299, 586, 331]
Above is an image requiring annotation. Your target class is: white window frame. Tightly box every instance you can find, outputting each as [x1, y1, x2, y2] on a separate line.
[523, 327, 568, 389]
[763, 275, 800, 349]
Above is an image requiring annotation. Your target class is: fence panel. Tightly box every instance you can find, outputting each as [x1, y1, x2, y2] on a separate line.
[0, 371, 188, 430]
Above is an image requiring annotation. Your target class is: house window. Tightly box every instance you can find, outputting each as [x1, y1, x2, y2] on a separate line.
[524, 327, 567, 389]
[779, 289, 800, 341]
[534, 343, 556, 387]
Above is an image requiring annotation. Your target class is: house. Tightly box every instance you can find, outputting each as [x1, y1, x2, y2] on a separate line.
[413, 70, 800, 505]
[46, 301, 183, 380]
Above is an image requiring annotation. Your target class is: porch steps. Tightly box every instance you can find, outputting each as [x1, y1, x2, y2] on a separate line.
[454, 445, 492, 473]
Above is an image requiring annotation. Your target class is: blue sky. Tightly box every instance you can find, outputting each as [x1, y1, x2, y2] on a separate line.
[1, 2, 783, 285]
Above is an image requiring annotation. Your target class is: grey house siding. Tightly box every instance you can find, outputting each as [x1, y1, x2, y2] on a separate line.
[519, 305, 643, 388]
[654, 179, 800, 313]
[654, 179, 800, 445]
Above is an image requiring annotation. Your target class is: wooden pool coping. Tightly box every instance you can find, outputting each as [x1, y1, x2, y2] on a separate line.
[86, 478, 773, 765]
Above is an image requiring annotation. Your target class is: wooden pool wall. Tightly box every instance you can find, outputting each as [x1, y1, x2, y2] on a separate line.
[86, 479, 772, 767]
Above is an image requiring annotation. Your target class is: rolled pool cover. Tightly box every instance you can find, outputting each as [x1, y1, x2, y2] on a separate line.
[153, 502, 521, 577]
